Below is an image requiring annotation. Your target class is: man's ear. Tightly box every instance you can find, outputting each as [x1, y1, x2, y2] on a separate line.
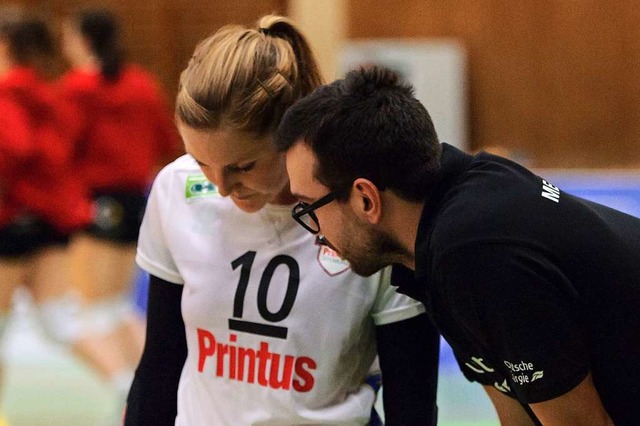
[351, 178, 382, 224]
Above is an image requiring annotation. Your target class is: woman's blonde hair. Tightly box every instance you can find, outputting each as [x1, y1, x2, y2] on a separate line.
[176, 15, 323, 136]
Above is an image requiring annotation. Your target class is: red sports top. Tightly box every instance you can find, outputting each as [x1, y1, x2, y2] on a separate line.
[59, 65, 180, 193]
[0, 67, 93, 232]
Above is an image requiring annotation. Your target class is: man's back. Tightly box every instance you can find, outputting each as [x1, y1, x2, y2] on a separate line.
[416, 143, 640, 424]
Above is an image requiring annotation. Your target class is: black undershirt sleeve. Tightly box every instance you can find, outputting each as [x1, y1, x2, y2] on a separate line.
[124, 274, 187, 426]
[376, 313, 440, 426]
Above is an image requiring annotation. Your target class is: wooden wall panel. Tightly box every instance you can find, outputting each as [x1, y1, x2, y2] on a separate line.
[171, 0, 288, 95]
[13, 0, 640, 167]
[14, 0, 286, 103]
[349, 0, 640, 168]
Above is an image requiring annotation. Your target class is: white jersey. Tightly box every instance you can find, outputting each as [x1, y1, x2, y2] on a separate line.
[136, 155, 425, 426]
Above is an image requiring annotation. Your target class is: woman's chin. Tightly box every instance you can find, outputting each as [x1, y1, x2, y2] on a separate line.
[232, 197, 265, 213]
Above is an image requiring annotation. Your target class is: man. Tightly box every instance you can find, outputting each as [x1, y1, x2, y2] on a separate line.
[274, 65, 640, 425]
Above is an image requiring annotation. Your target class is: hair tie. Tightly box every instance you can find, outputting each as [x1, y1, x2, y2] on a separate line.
[276, 71, 292, 86]
[256, 78, 275, 98]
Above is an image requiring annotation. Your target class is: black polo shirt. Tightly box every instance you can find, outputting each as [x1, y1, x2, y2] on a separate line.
[393, 143, 640, 425]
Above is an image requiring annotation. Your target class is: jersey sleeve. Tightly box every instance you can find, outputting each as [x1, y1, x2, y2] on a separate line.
[370, 266, 426, 326]
[136, 164, 183, 284]
[56, 74, 90, 146]
[436, 243, 589, 403]
[0, 97, 33, 175]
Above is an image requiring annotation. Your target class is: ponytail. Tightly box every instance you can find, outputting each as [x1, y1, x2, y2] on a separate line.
[176, 15, 323, 135]
[256, 15, 324, 98]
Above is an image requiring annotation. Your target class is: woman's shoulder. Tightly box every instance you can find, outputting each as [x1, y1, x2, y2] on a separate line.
[156, 154, 198, 180]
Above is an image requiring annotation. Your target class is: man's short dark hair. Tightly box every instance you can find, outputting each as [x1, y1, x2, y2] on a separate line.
[274, 65, 442, 202]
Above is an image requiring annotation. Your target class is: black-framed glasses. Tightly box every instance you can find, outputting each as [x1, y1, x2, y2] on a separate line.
[291, 190, 340, 234]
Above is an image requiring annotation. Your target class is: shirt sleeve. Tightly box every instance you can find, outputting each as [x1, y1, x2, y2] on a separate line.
[136, 165, 184, 284]
[56, 75, 90, 147]
[376, 314, 440, 425]
[370, 266, 426, 325]
[125, 275, 186, 426]
[0, 97, 33, 176]
[436, 243, 589, 403]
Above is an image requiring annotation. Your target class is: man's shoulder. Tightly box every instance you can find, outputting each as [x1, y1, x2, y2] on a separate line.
[426, 160, 555, 260]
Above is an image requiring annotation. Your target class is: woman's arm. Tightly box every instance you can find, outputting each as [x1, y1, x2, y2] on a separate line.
[376, 313, 440, 425]
[124, 274, 187, 426]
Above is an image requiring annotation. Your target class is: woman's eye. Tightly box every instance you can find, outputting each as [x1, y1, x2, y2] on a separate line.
[234, 162, 255, 172]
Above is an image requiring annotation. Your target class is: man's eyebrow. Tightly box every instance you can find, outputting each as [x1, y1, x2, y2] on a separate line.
[291, 192, 314, 203]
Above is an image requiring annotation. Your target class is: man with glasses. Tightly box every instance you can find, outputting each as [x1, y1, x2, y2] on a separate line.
[274, 65, 640, 425]
[292, 190, 341, 234]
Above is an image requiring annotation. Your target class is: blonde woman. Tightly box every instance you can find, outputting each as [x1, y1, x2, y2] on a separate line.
[125, 15, 440, 426]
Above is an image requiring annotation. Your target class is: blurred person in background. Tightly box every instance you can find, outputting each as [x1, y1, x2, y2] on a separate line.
[124, 15, 440, 426]
[0, 6, 143, 424]
[58, 7, 180, 406]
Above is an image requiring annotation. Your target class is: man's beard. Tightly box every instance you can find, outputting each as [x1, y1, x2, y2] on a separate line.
[340, 221, 408, 277]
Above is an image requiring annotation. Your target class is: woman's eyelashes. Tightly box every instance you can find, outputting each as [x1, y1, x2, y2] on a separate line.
[229, 162, 256, 173]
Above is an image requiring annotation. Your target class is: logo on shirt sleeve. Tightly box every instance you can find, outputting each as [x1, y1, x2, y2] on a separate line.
[494, 379, 511, 393]
[464, 356, 495, 374]
[541, 179, 560, 203]
[504, 359, 544, 385]
[465, 356, 544, 394]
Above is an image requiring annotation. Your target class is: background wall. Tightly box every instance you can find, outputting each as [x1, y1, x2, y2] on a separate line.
[13, 0, 640, 168]
[22, 0, 287, 98]
[349, 0, 640, 168]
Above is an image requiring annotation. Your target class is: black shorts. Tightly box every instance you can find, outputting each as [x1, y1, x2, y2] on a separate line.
[84, 190, 147, 244]
[0, 216, 70, 258]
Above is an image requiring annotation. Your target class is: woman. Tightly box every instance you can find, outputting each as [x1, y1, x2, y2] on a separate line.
[0, 8, 130, 421]
[58, 8, 180, 392]
[125, 15, 440, 425]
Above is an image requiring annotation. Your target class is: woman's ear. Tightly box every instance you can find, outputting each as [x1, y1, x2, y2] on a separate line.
[352, 178, 382, 224]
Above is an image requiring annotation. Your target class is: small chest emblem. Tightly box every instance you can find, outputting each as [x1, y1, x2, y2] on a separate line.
[185, 174, 219, 201]
[317, 245, 350, 276]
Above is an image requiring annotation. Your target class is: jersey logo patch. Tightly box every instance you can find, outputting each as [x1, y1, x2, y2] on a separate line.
[317, 245, 350, 276]
[185, 174, 219, 201]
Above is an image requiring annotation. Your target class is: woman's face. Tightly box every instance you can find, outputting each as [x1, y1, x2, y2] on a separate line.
[178, 122, 295, 213]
